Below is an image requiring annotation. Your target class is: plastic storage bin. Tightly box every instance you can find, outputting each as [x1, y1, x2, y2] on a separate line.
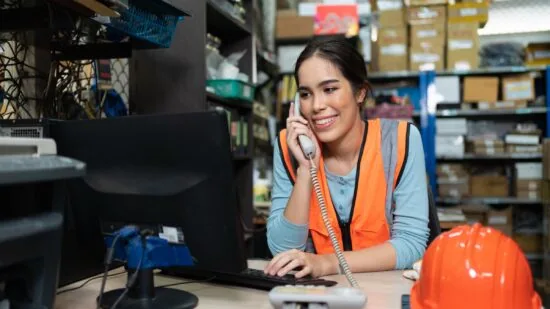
[107, 0, 186, 48]
[207, 79, 255, 102]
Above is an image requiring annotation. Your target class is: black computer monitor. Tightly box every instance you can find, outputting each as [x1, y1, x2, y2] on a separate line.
[0, 212, 63, 309]
[49, 111, 248, 281]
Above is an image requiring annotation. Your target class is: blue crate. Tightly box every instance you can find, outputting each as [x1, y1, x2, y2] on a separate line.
[107, 3, 185, 48]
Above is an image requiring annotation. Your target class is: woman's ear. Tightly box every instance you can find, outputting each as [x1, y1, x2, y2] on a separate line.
[356, 87, 367, 104]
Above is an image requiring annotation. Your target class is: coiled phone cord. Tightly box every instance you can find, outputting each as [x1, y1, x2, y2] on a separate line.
[308, 156, 359, 288]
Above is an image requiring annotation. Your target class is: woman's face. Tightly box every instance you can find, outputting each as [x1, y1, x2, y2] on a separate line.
[297, 55, 364, 144]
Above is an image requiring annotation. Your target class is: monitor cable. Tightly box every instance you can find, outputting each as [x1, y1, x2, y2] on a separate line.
[96, 233, 122, 309]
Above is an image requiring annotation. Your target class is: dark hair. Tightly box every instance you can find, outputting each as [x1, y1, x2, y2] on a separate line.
[294, 36, 372, 99]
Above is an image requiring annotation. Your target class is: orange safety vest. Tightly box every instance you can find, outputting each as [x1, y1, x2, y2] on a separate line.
[278, 118, 410, 254]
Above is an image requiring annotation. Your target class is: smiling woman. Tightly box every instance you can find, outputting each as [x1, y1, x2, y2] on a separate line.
[265, 36, 430, 279]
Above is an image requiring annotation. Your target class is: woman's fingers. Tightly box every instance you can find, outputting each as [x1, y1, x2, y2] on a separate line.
[294, 265, 313, 278]
[277, 257, 304, 277]
[265, 252, 293, 276]
[287, 116, 308, 126]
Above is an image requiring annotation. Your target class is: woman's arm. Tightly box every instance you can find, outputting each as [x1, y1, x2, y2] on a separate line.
[319, 124, 430, 274]
[267, 138, 313, 255]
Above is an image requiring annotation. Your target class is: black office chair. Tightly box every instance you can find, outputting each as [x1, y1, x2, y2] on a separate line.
[426, 185, 441, 247]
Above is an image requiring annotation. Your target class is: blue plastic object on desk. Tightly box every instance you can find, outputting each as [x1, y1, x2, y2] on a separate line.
[104, 227, 194, 269]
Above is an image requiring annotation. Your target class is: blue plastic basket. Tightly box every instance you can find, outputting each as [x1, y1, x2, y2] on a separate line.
[108, 3, 184, 48]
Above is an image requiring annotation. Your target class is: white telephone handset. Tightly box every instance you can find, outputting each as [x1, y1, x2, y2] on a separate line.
[291, 92, 359, 289]
[293, 93, 316, 160]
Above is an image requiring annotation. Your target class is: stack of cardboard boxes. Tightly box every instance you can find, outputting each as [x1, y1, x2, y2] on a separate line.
[376, 1, 408, 71]
[373, 0, 488, 72]
[408, 3, 446, 70]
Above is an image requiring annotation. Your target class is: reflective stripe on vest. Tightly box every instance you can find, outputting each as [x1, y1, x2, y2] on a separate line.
[278, 119, 410, 254]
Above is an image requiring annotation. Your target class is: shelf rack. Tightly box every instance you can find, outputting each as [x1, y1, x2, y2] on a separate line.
[371, 66, 550, 200]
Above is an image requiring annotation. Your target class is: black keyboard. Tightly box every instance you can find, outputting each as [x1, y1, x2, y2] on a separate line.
[163, 267, 338, 291]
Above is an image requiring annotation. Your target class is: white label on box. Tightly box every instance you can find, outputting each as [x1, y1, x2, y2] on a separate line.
[460, 8, 478, 16]
[449, 39, 474, 50]
[486, 147, 495, 155]
[412, 53, 440, 63]
[418, 29, 437, 38]
[454, 61, 472, 71]
[485, 140, 494, 147]
[504, 80, 533, 100]
[488, 215, 507, 225]
[533, 50, 550, 60]
[418, 10, 438, 19]
[494, 101, 516, 108]
[377, 1, 402, 11]
[528, 182, 538, 190]
[529, 191, 538, 199]
[381, 44, 406, 56]
[450, 189, 459, 197]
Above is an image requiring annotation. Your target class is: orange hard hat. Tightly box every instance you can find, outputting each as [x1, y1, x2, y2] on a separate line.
[410, 223, 542, 309]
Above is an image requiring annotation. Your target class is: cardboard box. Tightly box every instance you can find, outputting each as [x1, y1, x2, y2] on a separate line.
[276, 10, 314, 39]
[375, 27, 408, 72]
[478, 101, 528, 110]
[502, 74, 535, 102]
[517, 180, 543, 191]
[410, 23, 445, 47]
[472, 139, 505, 148]
[376, 44, 408, 72]
[526, 42, 550, 66]
[517, 190, 542, 200]
[436, 135, 465, 158]
[378, 27, 408, 45]
[487, 207, 513, 236]
[373, 0, 404, 12]
[514, 234, 542, 254]
[448, 2, 489, 24]
[471, 175, 509, 197]
[407, 5, 446, 25]
[473, 145, 505, 155]
[437, 163, 468, 178]
[379, 9, 406, 27]
[516, 163, 543, 180]
[409, 44, 444, 71]
[463, 77, 498, 102]
[438, 178, 470, 198]
[436, 118, 467, 135]
[507, 144, 543, 154]
[446, 23, 480, 70]
[405, 0, 448, 6]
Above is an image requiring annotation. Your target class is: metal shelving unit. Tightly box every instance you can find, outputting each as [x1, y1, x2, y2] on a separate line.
[437, 197, 542, 205]
[406, 66, 550, 201]
[413, 107, 547, 118]
[437, 153, 543, 160]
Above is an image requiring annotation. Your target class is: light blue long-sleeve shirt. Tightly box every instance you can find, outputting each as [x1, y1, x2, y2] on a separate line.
[267, 124, 429, 270]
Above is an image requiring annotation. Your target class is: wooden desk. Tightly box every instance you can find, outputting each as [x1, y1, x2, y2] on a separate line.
[55, 260, 413, 309]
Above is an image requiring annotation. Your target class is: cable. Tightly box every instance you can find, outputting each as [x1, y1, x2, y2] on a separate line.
[56, 271, 126, 295]
[96, 233, 122, 309]
[108, 236, 145, 309]
[156, 276, 217, 288]
[308, 156, 359, 288]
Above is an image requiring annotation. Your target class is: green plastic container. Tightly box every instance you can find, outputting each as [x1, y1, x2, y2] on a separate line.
[207, 79, 255, 102]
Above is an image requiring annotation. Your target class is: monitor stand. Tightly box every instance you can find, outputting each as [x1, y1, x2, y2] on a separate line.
[98, 269, 198, 309]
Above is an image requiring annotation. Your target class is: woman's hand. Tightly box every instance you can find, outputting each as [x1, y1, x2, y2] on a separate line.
[264, 249, 334, 279]
[286, 102, 321, 169]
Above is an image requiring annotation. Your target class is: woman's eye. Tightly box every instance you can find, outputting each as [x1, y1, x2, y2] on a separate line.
[325, 87, 337, 94]
[299, 92, 310, 98]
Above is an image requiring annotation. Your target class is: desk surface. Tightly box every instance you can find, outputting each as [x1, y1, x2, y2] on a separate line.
[55, 260, 413, 309]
